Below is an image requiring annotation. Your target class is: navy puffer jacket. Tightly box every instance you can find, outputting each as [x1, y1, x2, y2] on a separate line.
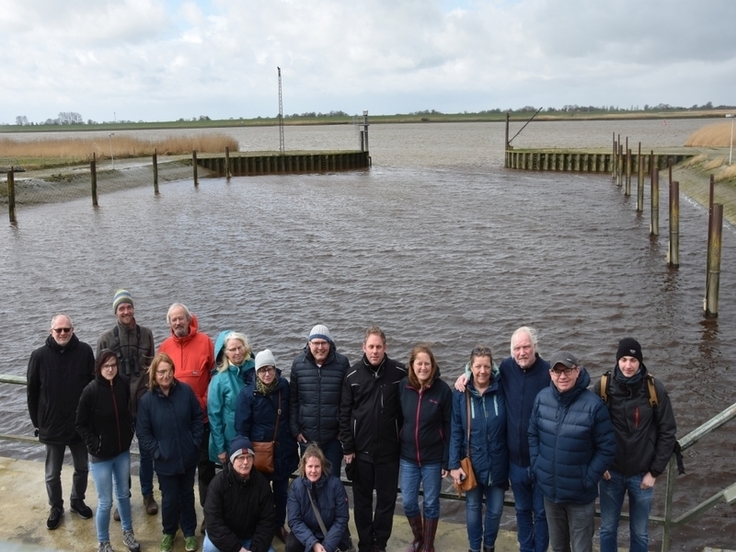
[448, 367, 509, 489]
[529, 368, 616, 504]
[287, 474, 350, 552]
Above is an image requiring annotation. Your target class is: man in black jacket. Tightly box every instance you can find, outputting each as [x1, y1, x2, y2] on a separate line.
[27, 313, 95, 530]
[340, 327, 406, 552]
[203, 435, 276, 552]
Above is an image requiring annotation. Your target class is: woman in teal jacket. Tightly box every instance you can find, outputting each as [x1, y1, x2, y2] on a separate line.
[207, 331, 255, 465]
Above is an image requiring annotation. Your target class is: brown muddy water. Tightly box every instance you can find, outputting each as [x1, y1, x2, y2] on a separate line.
[2, 119, 735, 550]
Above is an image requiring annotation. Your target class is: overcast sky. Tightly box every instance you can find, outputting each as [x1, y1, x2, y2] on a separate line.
[2, 0, 735, 124]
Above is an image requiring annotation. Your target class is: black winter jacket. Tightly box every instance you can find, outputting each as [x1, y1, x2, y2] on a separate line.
[204, 462, 276, 552]
[339, 354, 406, 462]
[27, 334, 95, 445]
[593, 364, 677, 478]
[289, 345, 350, 444]
[76, 373, 135, 460]
[398, 375, 453, 469]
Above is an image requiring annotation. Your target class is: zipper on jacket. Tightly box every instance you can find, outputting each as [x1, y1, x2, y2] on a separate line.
[110, 379, 123, 452]
[634, 406, 639, 428]
[414, 387, 423, 465]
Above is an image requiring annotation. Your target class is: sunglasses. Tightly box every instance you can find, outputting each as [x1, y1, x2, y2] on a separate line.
[52, 327, 72, 334]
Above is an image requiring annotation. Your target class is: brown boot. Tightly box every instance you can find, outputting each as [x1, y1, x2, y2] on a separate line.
[421, 517, 439, 552]
[143, 494, 158, 515]
[406, 515, 423, 552]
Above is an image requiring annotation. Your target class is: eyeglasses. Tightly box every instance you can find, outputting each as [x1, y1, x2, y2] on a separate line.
[101, 362, 117, 370]
[550, 366, 578, 376]
[52, 327, 72, 334]
[257, 367, 276, 374]
[310, 340, 329, 348]
[226, 346, 245, 353]
[156, 369, 173, 376]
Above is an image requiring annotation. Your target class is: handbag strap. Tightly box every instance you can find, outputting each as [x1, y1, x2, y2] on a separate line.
[307, 485, 329, 536]
[465, 390, 472, 451]
[271, 389, 282, 442]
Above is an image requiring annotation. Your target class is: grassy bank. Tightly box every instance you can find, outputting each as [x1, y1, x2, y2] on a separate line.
[671, 155, 736, 225]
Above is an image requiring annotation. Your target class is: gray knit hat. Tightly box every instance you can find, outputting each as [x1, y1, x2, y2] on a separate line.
[308, 324, 333, 343]
[255, 349, 276, 371]
[113, 289, 133, 313]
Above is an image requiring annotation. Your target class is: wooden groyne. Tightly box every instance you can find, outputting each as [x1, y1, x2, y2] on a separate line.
[504, 149, 694, 173]
[196, 150, 370, 177]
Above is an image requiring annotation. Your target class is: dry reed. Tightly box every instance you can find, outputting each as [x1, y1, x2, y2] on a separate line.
[0, 134, 239, 160]
[684, 122, 736, 147]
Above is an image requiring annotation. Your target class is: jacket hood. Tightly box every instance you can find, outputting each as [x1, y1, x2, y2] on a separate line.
[214, 329, 233, 363]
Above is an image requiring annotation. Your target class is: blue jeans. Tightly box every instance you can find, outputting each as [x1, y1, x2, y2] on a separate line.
[544, 497, 595, 552]
[509, 462, 548, 552]
[599, 471, 653, 552]
[158, 464, 197, 537]
[90, 450, 133, 542]
[400, 459, 442, 519]
[203, 533, 276, 552]
[465, 483, 505, 551]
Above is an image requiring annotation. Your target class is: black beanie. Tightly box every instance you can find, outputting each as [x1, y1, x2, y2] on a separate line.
[616, 337, 643, 362]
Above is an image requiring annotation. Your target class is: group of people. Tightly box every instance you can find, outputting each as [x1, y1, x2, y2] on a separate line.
[26, 289, 678, 552]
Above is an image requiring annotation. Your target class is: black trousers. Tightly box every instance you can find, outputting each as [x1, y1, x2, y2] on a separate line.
[352, 456, 399, 552]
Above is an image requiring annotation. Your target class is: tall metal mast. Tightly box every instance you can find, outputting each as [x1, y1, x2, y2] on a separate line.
[277, 67, 285, 154]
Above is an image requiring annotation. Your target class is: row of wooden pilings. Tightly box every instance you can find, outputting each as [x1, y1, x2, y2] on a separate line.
[611, 133, 723, 318]
[505, 149, 693, 173]
[5, 148, 371, 224]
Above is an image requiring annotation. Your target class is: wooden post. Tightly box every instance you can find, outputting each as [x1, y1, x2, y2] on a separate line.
[505, 113, 510, 154]
[650, 160, 659, 236]
[225, 146, 231, 179]
[705, 174, 715, 305]
[637, 142, 644, 212]
[612, 132, 617, 178]
[617, 143, 623, 186]
[705, 204, 723, 317]
[625, 147, 632, 196]
[668, 181, 679, 267]
[153, 149, 159, 194]
[7, 169, 16, 225]
[91, 153, 98, 207]
[192, 150, 199, 187]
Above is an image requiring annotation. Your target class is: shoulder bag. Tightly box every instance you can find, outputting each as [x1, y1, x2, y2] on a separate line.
[454, 390, 477, 495]
[252, 389, 281, 474]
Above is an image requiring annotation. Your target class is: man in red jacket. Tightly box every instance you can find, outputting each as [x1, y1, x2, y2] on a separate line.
[158, 302, 215, 533]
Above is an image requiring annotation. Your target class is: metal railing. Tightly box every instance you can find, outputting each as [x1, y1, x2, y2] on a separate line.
[3, 373, 735, 550]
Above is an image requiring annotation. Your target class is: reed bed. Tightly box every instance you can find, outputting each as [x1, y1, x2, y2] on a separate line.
[684, 122, 735, 147]
[0, 133, 239, 162]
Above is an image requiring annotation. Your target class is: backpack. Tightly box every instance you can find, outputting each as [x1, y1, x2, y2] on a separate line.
[598, 371, 685, 475]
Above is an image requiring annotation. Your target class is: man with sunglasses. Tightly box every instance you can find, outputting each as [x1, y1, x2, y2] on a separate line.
[27, 313, 95, 530]
[528, 351, 615, 552]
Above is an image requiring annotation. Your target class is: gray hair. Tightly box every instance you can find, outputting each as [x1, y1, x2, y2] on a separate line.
[166, 303, 191, 325]
[218, 332, 253, 372]
[510, 326, 539, 356]
[50, 313, 74, 329]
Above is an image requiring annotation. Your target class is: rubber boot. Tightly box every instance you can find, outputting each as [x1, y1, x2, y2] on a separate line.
[406, 515, 423, 552]
[422, 517, 438, 552]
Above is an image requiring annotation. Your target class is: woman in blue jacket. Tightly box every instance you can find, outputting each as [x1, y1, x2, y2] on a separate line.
[208, 331, 255, 465]
[449, 346, 509, 552]
[286, 443, 350, 552]
[398, 344, 452, 552]
[235, 349, 299, 543]
[137, 352, 203, 552]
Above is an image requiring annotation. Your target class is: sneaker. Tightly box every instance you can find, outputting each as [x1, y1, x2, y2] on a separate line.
[184, 535, 198, 552]
[97, 541, 114, 552]
[70, 499, 93, 519]
[113, 508, 121, 522]
[122, 529, 141, 552]
[160, 533, 175, 552]
[46, 506, 63, 530]
[143, 494, 159, 515]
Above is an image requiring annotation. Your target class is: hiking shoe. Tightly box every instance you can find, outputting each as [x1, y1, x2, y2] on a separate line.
[184, 535, 198, 551]
[123, 529, 140, 552]
[70, 499, 93, 519]
[160, 533, 175, 552]
[97, 541, 114, 552]
[144, 494, 159, 515]
[113, 508, 121, 521]
[47, 506, 63, 530]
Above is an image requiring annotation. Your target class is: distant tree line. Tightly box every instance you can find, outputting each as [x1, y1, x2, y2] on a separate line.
[12, 102, 736, 126]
